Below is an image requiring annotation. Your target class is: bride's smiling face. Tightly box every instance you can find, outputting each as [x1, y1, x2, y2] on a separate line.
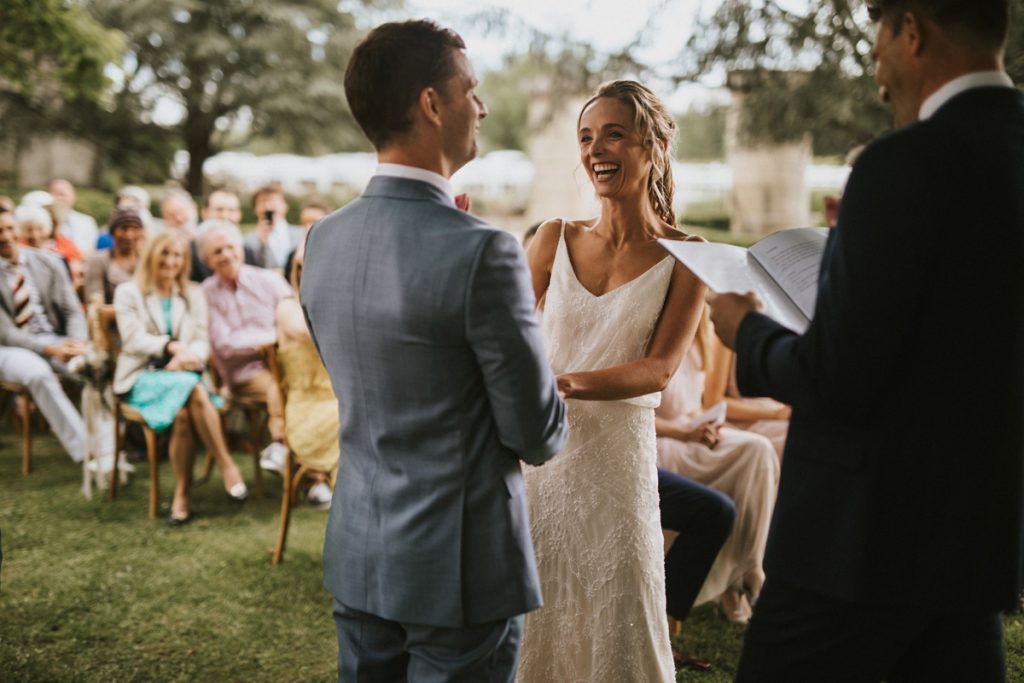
[578, 97, 653, 201]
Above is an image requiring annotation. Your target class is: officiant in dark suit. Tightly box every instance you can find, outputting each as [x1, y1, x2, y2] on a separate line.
[708, 1, 1024, 680]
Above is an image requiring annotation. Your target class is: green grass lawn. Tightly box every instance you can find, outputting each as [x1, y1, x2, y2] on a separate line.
[3, 429, 1024, 682]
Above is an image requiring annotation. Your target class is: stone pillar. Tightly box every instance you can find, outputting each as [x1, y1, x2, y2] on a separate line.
[525, 97, 600, 230]
[726, 76, 811, 236]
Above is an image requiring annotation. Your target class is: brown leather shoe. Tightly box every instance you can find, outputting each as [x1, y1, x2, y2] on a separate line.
[672, 646, 712, 671]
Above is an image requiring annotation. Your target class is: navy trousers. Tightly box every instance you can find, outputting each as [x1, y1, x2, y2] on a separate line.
[658, 467, 736, 620]
[736, 579, 1006, 682]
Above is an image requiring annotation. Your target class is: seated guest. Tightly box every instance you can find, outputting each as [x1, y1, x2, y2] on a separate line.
[191, 193, 259, 282]
[113, 231, 248, 525]
[84, 208, 146, 305]
[708, 342, 791, 460]
[0, 208, 88, 463]
[158, 188, 198, 240]
[283, 197, 329, 284]
[49, 178, 99, 257]
[199, 220, 291, 472]
[275, 241, 338, 508]
[244, 185, 303, 271]
[17, 195, 82, 264]
[201, 189, 243, 226]
[659, 467, 735, 670]
[97, 186, 155, 250]
[655, 309, 779, 624]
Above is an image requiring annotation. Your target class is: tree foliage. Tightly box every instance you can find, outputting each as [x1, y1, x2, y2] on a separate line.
[676, 106, 728, 160]
[685, 0, 1024, 155]
[684, 0, 891, 154]
[85, 0, 381, 194]
[0, 0, 121, 103]
[472, 7, 653, 154]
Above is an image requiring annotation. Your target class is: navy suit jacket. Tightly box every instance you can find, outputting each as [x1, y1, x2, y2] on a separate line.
[301, 176, 567, 628]
[736, 86, 1024, 612]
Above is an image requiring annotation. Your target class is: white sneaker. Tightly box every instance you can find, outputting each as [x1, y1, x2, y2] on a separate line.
[307, 482, 332, 510]
[259, 441, 288, 474]
[87, 452, 135, 476]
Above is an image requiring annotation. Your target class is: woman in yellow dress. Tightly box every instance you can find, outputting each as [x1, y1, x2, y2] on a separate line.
[274, 240, 339, 506]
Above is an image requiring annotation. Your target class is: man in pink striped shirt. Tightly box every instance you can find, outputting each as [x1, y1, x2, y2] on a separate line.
[199, 219, 293, 472]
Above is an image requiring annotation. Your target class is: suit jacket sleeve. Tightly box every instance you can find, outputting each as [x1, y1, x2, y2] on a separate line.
[736, 136, 938, 419]
[466, 230, 567, 465]
[52, 255, 87, 341]
[0, 307, 45, 354]
[185, 285, 210, 362]
[114, 284, 170, 360]
[244, 233, 269, 268]
[0, 252, 85, 352]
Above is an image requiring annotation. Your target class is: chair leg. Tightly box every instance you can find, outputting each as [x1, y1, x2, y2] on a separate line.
[145, 427, 159, 520]
[272, 451, 295, 565]
[249, 408, 265, 499]
[20, 391, 31, 476]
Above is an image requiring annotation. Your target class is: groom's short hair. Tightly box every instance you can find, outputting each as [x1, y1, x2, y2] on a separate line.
[866, 0, 1009, 52]
[344, 20, 466, 149]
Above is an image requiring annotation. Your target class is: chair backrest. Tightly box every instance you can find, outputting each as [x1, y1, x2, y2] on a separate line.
[93, 304, 121, 357]
[261, 342, 286, 403]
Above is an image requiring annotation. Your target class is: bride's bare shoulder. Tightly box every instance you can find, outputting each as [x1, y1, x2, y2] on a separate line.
[525, 218, 564, 269]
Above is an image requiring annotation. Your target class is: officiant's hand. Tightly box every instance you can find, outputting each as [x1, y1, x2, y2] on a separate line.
[707, 291, 762, 350]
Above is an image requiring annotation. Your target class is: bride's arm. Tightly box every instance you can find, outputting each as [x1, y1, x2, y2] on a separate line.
[557, 261, 706, 401]
[525, 219, 562, 309]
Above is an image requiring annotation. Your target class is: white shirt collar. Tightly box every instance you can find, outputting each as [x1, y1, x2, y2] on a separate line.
[919, 70, 1014, 121]
[374, 163, 455, 205]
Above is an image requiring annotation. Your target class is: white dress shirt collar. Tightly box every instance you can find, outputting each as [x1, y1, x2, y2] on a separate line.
[919, 70, 1014, 121]
[374, 163, 455, 205]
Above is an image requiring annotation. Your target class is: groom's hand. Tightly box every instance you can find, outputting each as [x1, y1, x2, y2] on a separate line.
[707, 291, 762, 350]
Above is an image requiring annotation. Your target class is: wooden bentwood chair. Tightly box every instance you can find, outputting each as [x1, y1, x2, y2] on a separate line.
[0, 380, 34, 475]
[97, 305, 163, 519]
[263, 342, 333, 565]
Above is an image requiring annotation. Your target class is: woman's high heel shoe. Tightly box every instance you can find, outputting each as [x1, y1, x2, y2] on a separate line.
[718, 588, 752, 625]
[227, 482, 249, 502]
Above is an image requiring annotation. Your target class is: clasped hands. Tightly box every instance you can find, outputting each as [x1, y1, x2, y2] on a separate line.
[706, 291, 763, 350]
[43, 339, 87, 364]
[164, 341, 203, 372]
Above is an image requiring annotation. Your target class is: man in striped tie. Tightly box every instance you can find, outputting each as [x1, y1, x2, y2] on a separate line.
[0, 204, 88, 462]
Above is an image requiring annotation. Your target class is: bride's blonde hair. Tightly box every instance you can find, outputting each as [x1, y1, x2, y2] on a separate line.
[578, 80, 678, 227]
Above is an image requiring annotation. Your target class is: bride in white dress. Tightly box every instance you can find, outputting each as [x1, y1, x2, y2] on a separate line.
[516, 81, 706, 683]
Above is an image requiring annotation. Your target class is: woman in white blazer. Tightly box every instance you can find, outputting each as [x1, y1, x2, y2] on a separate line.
[113, 230, 247, 525]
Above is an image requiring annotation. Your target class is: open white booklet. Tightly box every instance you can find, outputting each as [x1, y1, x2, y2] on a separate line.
[658, 227, 829, 334]
[680, 400, 726, 432]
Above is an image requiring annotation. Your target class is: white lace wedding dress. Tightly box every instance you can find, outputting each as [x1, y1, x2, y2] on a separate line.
[517, 224, 676, 683]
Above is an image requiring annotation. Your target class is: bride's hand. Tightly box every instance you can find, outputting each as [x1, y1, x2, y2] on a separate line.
[556, 373, 578, 399]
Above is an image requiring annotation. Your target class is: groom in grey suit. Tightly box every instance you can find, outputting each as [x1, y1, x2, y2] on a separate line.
[301, 20, 567, 682]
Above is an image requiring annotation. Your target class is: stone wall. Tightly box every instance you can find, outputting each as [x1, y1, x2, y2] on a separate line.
[0, 134, 98, 188]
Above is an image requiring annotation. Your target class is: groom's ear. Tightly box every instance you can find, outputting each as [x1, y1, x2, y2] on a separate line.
[418, 86, 444, 128]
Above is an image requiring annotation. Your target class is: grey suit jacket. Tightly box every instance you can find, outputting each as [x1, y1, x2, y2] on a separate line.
[0, 248, 86, 353]
[244, 223, 304, 269]
[301, 176, 567, 628]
